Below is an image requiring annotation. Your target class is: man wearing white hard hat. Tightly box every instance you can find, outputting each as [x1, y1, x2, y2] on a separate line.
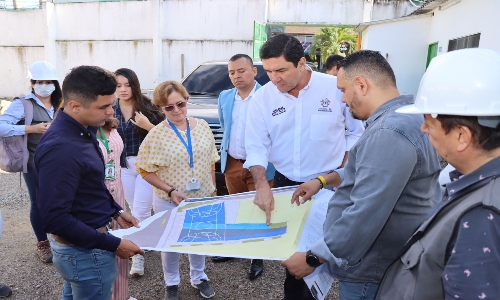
[376, 48, 500, 300]
[0, 61, 62, 263]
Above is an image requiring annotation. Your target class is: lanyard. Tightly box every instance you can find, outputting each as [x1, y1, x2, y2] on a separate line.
[167, 118, 194, 169]
[96, 127, 110, 155]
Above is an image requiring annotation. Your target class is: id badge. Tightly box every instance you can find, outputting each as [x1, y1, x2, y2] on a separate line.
[104, 161, 116, 180]
[185, 177, 201, 191]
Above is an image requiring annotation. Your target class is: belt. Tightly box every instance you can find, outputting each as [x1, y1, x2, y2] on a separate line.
[52, 225, 109, 245]
[229, 155, 246, 164]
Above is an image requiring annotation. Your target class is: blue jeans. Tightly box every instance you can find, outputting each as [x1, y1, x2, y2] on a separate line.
[50, 236, 118, 300]
[23, 165, 48, 242]
[339, 281, 379, 300]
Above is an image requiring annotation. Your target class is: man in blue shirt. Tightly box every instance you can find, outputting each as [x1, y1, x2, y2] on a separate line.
[35, 65, 144, 300]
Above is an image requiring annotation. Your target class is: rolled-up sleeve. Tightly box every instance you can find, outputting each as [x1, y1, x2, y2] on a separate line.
[243, 95, 271, 170]
[0, 99, 27, 137]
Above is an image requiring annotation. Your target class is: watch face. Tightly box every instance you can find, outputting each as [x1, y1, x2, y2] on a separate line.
[306, 252, 320, 267]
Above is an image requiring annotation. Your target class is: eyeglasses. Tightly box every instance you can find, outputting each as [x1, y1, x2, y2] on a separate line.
[164, 101, 187, 112]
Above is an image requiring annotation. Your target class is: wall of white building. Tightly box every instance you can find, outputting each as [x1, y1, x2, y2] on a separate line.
[360, 15, 431, 95]
[359, 0, 500, 95]
[0, 0, 415, 97]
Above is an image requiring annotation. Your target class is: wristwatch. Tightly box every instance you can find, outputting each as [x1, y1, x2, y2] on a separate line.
[113, 209, 124, 220]
[306, 250, 322, 268]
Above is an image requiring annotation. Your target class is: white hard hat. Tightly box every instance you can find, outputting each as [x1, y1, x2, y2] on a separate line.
[28, 61, 59, 80]
[397, 48, 500, 117]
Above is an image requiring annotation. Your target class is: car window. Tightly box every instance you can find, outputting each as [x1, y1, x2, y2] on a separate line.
[182, 64, 270, 96]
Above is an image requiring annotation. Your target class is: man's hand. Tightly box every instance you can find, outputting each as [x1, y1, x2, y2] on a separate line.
[171, 190, 188, 206]
[114, 239, 144, 259]
[130, 111, 154, 131]
[254, 186, 274, 225]
[281, 252, 315, 280]
[291, 179, 322, 206]
[116, 212, 140, 229]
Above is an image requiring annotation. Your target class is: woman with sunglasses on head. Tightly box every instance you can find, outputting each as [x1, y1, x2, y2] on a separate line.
[0, 61, 62, 263]
[135, 81, 219, 300]
[113, 68, 164, 277]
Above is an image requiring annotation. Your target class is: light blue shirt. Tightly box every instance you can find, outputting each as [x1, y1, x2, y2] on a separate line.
[0, 92, 54, 137]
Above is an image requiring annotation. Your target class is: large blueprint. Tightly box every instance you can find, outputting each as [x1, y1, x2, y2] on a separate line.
[111, 187, 334, 260]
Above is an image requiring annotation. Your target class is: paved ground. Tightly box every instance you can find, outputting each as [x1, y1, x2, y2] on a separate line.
[0, 171, 339, 299]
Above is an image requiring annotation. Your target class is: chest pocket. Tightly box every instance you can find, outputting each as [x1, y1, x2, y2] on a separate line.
[401, 240, 424, 270]
[310, 115, 339, 141]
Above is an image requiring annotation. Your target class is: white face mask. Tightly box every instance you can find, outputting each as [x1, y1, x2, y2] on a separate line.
[34, 84, 55, 98]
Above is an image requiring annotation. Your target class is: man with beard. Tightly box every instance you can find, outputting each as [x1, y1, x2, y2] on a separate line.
[282, 50, 442, 300]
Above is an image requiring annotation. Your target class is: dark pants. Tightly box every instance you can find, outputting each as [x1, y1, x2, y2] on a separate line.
[274, 172, 316, 300]
[23, 165, 48, 242]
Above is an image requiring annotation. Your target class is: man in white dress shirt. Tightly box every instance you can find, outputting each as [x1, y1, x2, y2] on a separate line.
[243, 34, 363, 298]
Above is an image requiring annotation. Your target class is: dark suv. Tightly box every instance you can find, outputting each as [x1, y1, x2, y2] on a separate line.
[181, 61, 271, 194]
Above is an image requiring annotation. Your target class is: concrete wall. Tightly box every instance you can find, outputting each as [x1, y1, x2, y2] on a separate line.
[1, 0, 411, 98]
[360, 16, 431, 95]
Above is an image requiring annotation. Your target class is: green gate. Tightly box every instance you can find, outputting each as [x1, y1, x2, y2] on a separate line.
[253, 21, 267, 60]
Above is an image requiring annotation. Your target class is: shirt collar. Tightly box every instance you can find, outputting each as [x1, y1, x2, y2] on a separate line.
[445, 157, 500, 197]
[235, 81, 258, 101]
[365, 95, 414, 127]
[56, 108, 97, 136]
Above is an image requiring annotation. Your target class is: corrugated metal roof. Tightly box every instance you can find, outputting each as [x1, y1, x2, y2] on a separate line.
[409, 0, 451, 15]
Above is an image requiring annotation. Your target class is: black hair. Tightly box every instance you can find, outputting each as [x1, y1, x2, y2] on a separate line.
[229, 54, 254, 66]
[30, 79, 62, 110]
[437, 115, 500, 151]
[337, 50, 396, 89]
[115, 68, 164, 139]
[259, 34, 304, 67]
[325, 54, 344, 71]
[62, 66, 116, 108]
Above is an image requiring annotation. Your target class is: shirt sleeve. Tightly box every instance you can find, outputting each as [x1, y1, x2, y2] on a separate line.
[310, 129, 417, 267]
[36, 143, 121, 252]
[217, 93, 226, 131]
[134, 128, 161, 174]
[0, 99, 27, 137]
[243, 93, 271, 170]
[442, 207, 500, 300]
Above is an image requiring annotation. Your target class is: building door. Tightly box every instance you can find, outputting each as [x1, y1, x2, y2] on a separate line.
[253, 21, 267, 60]
[426, 42, 438, 69]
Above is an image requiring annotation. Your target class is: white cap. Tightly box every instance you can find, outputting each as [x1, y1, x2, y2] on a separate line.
[28, 61, 59, 81]
[396, 48, 500, 117]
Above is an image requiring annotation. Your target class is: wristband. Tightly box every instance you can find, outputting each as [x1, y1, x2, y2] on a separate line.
[314, 178, 323, 188]
[317, 176, 327, 188]
[167, 187, 176, 197]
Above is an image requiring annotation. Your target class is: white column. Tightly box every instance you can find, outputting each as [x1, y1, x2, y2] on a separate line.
[42, 1, 57, 70]
[152, 0, 162, 85]
[362, 0, 374, 22]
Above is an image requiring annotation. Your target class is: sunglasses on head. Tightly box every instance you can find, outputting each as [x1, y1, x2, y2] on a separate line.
[164, 101, 187, 112]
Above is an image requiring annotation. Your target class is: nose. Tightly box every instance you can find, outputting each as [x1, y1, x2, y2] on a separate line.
[269, 72, 280, 84]
[106, 106, 114, 115]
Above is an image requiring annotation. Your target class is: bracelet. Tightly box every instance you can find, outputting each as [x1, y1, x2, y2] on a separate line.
[113, 209, 124, 220]
[314, 178, 323, 189]
[167, 187, 176, 197]
[317, 176, 327, 188]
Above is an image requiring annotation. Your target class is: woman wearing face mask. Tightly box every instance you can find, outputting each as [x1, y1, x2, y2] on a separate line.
[0, 61, 62, 263]
[113, 68, 164, 277]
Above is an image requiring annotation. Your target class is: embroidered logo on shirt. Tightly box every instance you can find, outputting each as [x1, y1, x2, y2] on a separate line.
[318, 98, 332, 112]
[272, 106, 286, 117]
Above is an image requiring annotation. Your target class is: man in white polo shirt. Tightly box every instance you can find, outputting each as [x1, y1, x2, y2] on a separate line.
[243, 34, 363, 298]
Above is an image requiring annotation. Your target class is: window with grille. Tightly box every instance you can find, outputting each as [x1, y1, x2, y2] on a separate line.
[448, 33, 480, 51]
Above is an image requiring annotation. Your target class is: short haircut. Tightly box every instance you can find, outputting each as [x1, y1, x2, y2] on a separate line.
[337, 50, 396, 89]
[229, 54, 254, 66]
[62, 66, 116, 107]
[437, 115, 500, 151]
[325, 54, 344, 71]
[259, 34, 304, 67]
[153, 80, 190, 107]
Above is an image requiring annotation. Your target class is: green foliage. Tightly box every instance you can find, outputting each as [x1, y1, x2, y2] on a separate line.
[309, 27, 358, 62]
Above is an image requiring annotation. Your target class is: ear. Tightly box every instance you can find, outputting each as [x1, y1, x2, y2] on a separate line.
[456, 125, 473, 152]
[252, 66, 258, 77]
[66, 100, 82, 113]
[354, 76, 369, 96]
[298, 57, 306, 70]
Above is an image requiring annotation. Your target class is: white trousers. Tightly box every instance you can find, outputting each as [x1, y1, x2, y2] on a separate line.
[121, 156, 154, 222]
[153, 193, 209, 286]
